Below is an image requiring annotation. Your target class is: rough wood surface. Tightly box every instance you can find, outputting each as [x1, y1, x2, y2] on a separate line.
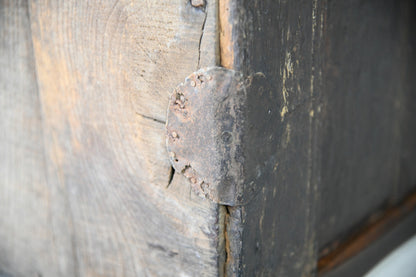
[321, 205, 416, 277]
[318, 0, 416, 248]
[0, 1, 56, 276]
[220, 0, 416, 276]
[319, 191, 416, 274]
[1, 0, 222, 276]
[220, 0, 323, 275]
[2, 0, 416, 276]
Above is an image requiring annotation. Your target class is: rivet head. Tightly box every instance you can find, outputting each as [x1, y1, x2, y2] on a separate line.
[221, 131, 232, 144]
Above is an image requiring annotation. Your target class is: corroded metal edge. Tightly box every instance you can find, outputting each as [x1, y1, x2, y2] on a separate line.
[166, 67, 271, 206]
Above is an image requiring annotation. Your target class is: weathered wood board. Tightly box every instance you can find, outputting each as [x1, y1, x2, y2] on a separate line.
[1, 0, 416, 276]
[318, 0, 416, 249]
[2, 0, 223, 276]
[0, 1, 55, 276]
[220, 0, 416, 276]
[223, 0, 322, 275]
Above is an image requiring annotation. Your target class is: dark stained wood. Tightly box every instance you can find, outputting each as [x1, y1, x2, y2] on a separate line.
[220, 0, 324, 275]
[318, 0, 416, 248]
[219, 0, 416, 276]
[397, 1, 416, 200]
[319, 190, 416, 275]
[322, 205, 416, 277]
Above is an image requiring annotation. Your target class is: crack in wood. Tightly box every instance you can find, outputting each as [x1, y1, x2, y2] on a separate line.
[223, 205, 231, 277]
[220, 205, 242, 277]
[197, 2, 208, 69]
[135, 112, 166, 124]
[166, 166, 175, 189]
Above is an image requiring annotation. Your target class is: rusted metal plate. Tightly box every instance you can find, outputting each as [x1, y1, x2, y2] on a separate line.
[166, 67, 273, 205]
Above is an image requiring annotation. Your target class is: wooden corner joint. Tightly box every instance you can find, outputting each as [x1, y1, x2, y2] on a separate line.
[166, 67, 274, 206]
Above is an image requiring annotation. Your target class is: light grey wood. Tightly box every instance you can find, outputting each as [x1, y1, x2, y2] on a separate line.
[0, 1, 62, 276]
[1, 0, 222, 276]
[29, 0, 221, 275]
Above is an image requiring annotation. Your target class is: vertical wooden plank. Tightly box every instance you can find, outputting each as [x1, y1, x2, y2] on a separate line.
[219, 0, 323, 275]
[318, 0, 416, 248]
[397, 0, 416, 200]
[0, 1, 67, 276]
[227, 0, 416, 274]
[28, 0, 221, 276]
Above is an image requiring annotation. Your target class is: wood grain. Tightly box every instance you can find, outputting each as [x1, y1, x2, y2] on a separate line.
[318, 0, 416, 248]
[2, 0, 416, 276]
[321, 196, 416, 277]
[0, 1, 62, 276]
[219, 0, 416, 276]
[220, 0, 323, 275]
[319, 191, 416, 275]
[2, 0, 222, 276]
